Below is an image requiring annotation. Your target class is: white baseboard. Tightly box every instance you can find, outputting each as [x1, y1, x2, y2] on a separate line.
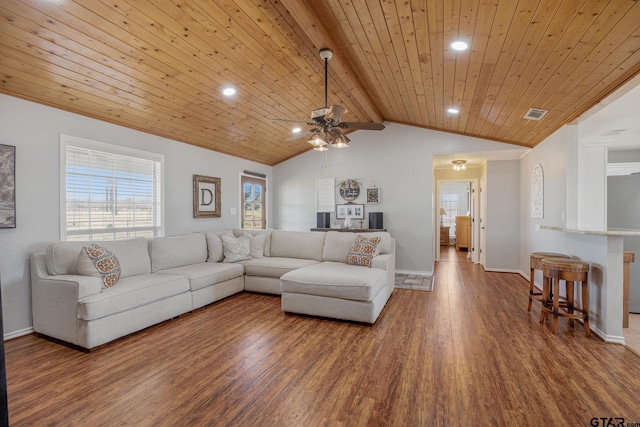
[396, 269, 432, 278]
[4, 327, 33, 341]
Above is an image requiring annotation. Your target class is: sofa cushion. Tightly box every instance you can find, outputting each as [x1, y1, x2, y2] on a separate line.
[234, 229, 272, 257]
[150, 233, 207, 272]
[77, 273, 189, 321]
[156, 262, 244, 291]
[47, 238, 151, 278]
[270, 230, 326, 261]
[76, 244, 122, 288]
[222, 234, 251, 262]
[205, 230, 234, 262]
[346, 236, 381, 268]
[280, 262, 386, 301]
[243, 257, 320, 278]
[323, 231, 392, 262]
[243, 232, 266, 258]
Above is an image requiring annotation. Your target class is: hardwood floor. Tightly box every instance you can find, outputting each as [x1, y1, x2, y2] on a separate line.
[5, 248, 640, 426]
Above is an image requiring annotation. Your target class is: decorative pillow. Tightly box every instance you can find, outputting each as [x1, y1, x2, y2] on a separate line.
[222, 235, 251, 263]
[242, 232, 266, 259]
[346, 235, 381, 268]
[76, 244, 121, 288]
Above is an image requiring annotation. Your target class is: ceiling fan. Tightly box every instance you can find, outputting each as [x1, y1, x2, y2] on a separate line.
[272, 48, 385, 151]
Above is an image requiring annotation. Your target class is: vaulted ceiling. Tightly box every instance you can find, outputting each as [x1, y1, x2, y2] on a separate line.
[1, 0, 640, 166]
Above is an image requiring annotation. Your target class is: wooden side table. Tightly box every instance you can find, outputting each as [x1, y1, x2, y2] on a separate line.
[440, 226, 450, 246]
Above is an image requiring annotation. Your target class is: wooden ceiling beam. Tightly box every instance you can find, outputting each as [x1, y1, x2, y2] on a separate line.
[278, 0, 384, 124]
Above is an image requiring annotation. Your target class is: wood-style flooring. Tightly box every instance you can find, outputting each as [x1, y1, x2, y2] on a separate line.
[5, 247, 640, 426]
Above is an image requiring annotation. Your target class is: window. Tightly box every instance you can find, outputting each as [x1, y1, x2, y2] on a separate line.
[61, 135, 163, 241]
[241, 175, 266, 229]
[441, 193, 459, 228]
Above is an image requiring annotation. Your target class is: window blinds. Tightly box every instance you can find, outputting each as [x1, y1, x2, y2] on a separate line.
[64, 144, 162, 241]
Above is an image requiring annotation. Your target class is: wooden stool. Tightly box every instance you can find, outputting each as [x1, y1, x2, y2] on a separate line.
[528, 252, 570, 311]
[540, 258, 590, 337]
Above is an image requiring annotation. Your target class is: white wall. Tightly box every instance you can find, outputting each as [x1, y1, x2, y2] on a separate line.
[485, 160, 520, 271]
[520, 125, 625, 341]
[273, 122, 517, 274]
[0, 94, 272, 338]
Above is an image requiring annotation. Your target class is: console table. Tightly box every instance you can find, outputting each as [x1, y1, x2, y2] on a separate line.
[310, 228, 387, 232]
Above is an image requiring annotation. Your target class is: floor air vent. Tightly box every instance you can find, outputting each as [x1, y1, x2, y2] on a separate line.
[523, 108, 549, 121]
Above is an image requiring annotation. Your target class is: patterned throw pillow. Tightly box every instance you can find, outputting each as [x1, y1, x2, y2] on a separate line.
[83, 244, 121, 288]
[346, 235, 381, 268]
[222, 235, 252, 263]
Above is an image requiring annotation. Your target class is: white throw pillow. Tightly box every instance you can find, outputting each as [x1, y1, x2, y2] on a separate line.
[222, 235, 251, 263]
[242, 232, 266, 259]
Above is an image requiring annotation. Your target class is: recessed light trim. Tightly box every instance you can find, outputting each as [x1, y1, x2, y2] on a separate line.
[451, 41, 468, 51]
[447, 107, 460, 114]
[222, 87, 236, 97]
[292, 127, 302, 133]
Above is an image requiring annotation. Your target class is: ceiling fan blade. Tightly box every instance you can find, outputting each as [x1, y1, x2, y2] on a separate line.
[325, 105, 347, 122]
[286, 130, 312, 141]
[340, 122, 386, 130]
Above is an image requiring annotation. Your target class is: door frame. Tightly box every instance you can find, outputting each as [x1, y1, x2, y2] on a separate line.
[240, 173, 267, 229]
[435, 178, 480, 263]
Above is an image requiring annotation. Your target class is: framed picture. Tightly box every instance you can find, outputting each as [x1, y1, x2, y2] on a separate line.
[0, 144, 16, 229]
[336, 204, 364, 219]
[193, 175, 221, 218]
[366, 187, 380, 204]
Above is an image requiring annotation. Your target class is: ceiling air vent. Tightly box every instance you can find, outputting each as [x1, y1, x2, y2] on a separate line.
[523, 108, 549, 121]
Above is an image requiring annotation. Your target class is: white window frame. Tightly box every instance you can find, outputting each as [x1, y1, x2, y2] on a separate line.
[60, 134, 165, 241]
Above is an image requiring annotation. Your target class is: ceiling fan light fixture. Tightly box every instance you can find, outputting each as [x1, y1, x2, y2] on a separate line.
[308, 131, 327, 147]
[452, 160, 467, 171]
[333, 138, 349, 148]
[313, 145, 329, 152]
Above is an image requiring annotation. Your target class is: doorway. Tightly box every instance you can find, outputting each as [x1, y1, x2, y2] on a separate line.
[436, 179, 479, 263]
[241, 175, 266, 229]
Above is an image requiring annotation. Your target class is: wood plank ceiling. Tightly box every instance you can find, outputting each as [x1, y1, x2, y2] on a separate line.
[1, 0, 640, 166]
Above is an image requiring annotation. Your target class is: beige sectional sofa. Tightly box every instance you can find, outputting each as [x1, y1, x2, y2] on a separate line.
[30, 229, 395, 349]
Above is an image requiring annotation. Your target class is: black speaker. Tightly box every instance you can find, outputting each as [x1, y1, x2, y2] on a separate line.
[317, 212, 331, 228]
[369, 212, 383, 229]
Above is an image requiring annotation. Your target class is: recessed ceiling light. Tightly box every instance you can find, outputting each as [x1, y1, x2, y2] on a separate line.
[292, 127, 302, 133]
[222, 87, 236, 97]
[447, 107, 460, 114]
[451, 41, 468, 51]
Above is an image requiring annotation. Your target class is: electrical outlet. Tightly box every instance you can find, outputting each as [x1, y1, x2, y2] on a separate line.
[230, 208, 237, 215]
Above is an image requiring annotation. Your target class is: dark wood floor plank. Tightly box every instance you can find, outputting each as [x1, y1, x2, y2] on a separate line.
[5, 248, 640, 426]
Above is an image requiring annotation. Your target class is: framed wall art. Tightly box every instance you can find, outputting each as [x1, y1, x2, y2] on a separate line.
[366, 187, 380, 204]
[531, 163, 544, 218]
[336, 204, 364, 219]
[0, 144, 16, 229]
[193, 175, 221, 218]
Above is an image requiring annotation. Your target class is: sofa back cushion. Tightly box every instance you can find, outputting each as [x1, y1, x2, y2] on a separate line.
[322, 231, 393, 262]
[269, 230, 326, 261]
[233, 229, 272, 257]
[150, 233, 207, 272]
[205, 229, 234, 262]
[46, 237, 151, 278]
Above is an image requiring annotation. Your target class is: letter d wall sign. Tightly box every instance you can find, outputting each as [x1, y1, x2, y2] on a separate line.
[193, 175, 221, 218]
